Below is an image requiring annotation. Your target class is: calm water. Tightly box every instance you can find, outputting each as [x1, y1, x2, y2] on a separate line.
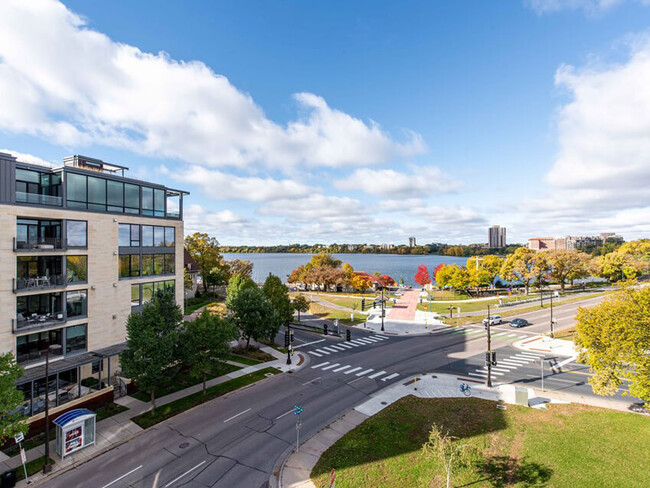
[221, 253, 467, 286]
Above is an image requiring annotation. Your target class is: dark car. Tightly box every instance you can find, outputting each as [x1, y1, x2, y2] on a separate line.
[510, 318, 530, 328]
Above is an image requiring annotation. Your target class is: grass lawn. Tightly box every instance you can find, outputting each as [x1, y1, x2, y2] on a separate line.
[428, 290, 472, 300]
[132, 367, 281, 429]
[15, 456, 55, 481]
[308, 301, 368, 324]
[312, 396, 650, 488]
[225, 353, 264, 366]
[184, 295, 223, 315]
[131, 362, 242, 402]
[554, 327, 577, 340]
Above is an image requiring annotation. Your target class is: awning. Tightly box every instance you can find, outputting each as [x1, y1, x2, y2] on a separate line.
[53, 408, 96, 427]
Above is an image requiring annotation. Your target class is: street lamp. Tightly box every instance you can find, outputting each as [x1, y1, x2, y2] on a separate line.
[43, 343, 62, 474]
[380, 286, 385, 332]
[549, 294, 555, 338]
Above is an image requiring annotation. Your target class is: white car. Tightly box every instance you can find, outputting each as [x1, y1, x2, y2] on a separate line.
[482, 315, 502, 326]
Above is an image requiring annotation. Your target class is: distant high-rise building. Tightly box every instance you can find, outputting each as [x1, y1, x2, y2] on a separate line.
[408, 237, 416, 247]
[488, 225, 506, 248]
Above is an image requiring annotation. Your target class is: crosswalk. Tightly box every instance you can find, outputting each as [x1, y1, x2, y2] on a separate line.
[310, 361, 400, 382]
[466, 350, 546, 379]
[305, 334, 390, 357]
[428, 326, 532, 343]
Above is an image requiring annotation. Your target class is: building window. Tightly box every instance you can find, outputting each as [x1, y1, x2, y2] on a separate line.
[16, 329, 63, 364]
[66, 256, 87, 283]
[92, 360, 103, 374]
[165, 227, 175, 247]
[154, 226, 165, 247]
[16, 169, 62, 205]
[66, 173, 87, 209]
[163, 254, 175, 274]
[142, 283, 153, 303]
[107, 180, 124, 213]
[165, 280, 175, 295]
[141, 225, 154, 247]
[17, 292, 63, 321]
[124, 183, 140, 214]
[66, 220, 87, 247]
[65, 324, 87, 355]
[66, 290, 87, 318]
[119, 224, 140, 247]
[87, 176, 107, 212]
[154, 189, 165, 217]
[131, 284, 141, 307]
[142, 187, 154, 216]
[141, 254, 153, 276]
[154, 255, 164, 275]
[119, 254, 140, 278]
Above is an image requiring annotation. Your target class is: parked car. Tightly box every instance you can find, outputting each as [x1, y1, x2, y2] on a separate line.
[510, 318, 530, 328]
[482, 315, 502, 326]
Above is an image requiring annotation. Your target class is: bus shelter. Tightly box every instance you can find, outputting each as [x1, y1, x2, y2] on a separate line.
[53, 408, 96, 458]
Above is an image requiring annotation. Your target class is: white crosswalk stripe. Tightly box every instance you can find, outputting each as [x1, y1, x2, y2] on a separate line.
[307, 351, 322, 357]
[344, 367, 362, 375]
[374, 335, 390, 340]
[332, 365, 351, 372]
[329, 345, 347, 351]
[493, 363, 517, 370]
[490, 367, 512, 373]
[349, 340, 366, 346]
[477, 369, 504, 376]
[368, 371, 386, 379]
[364, 337, 382, 342]
[315, 349, 330, 355]
[512, 355, 536, 362]
[321, 363, 340, 370]
[339, 344, 353, 349]
[468, 372, 487, 378]
[322, 347, 339, 353]
[355, 339, 374, 344]
[494, 332, 508, 336]
[356, 368, 374, 377]
[499, 359, 528, 366]
[519, 352, 544, 358]
[381, 373, 400, 381]
[311, 362, 329, 369]
[346, 342, 361, 347]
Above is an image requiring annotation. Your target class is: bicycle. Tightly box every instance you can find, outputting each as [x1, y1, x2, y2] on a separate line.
[459, 383, 472, 397]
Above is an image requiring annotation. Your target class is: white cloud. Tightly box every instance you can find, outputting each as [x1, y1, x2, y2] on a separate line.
[173, 166, 315, 202]
[0, 0, 425, 171]
[0, 149, 55, 168]
[527, 0, 649, 15]
[260, 195, 365, 222]
[334, 165, 459, 198]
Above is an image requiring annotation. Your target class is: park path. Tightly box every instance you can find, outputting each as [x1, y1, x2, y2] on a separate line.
[387, 288, 420, 321]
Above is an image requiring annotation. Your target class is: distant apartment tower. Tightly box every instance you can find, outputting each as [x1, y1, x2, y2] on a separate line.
[528, 237, 566, 251]
[408, 237, 416, 247]
[488, 225, 506, 248]
[529, 233, 623, 251]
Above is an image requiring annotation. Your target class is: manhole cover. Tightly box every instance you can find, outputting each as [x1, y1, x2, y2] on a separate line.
[179, 442, 190, 449]
[381, 401, 388, 405]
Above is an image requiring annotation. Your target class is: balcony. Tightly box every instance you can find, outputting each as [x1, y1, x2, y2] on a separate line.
[15, 191, 63, 207]
[14, 237, 65, 251]
[13, 313, 66, 334]
[14, 274, 66, 292]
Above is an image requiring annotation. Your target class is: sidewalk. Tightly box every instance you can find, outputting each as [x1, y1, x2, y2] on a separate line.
[513, 335, 578, 357]
[387, 288, 420, 321]
[2, 346, 307, 487]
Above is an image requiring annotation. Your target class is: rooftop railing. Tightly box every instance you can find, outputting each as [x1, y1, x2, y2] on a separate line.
[15, 191, 63, 206]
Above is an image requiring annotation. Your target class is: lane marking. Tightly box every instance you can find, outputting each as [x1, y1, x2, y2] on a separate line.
[275, 409, 295, 420]
[332, 365, 351, 372]
[102, 466, 143, 488]
[344, 367, 363, 375]
[301, 376, 321, 386]
[314, 349, 330, 355]
[224, 408, 251, 423]
[493, 364, 517, 370]
[294, 339, 326, 349]
[311, 362, 330, 369]
[356, 368, 374, 376]
[329, 345, 347, 351]
[322, 347, 339, 353]
[374, 335, 390, 339]
[468, 372, 487, 378]
[490, 367, 512, 373]
[381, 373, 400, 382]
[368, 371, 386, 379]
[364, 337, 381, 342]
[164, 460, 206, 487]
[321, 363, 341, 370]
[519, 352, 545, 358]
[356, 338, 374, 344]
[307, 351, 322, 357]
[339, 344, 353, 349]
[349, 340, 366, 346]
[346, 342, 361, 347]
[347, 377, 364, 385]
[477, 369, 504, 376]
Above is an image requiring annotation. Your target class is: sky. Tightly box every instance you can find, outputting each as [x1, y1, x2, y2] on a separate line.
[1, 0, 650, 245]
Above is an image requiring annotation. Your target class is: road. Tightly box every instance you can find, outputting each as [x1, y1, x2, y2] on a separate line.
[42, 293, 633, 488]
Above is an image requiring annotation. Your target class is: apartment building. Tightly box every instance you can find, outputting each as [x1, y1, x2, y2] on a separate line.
[0, 152, 187, 420]
[528, 233, 623, 251]
[488, 225, 507, 248]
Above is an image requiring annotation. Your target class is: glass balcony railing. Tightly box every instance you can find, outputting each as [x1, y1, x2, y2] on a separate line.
[14, 274, 66, 291]
[15, 191, 63, 206]
[13, 237, 64, 251]
[13, 313, 66, 334]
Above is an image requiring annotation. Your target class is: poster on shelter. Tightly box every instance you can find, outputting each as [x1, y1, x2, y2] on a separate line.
[64, 426, 84, 454]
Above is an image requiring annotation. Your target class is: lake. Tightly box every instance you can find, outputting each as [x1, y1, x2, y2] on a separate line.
[221, 253, 468, 286]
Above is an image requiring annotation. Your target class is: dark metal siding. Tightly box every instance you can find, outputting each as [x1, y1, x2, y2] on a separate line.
[0, 153, 17, 204]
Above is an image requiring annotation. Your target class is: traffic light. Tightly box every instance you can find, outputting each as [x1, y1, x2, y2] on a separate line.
[485, 351, 497, 366]
[285, 331, 290, 347]
[361, 298, 365, 310]
[346, 329, 351, 341]
[290, 331, 294, 343]
[323, 324, 328, 335]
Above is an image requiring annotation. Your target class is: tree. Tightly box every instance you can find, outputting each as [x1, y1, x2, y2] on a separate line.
[184, 268, 193, 292]
[227, 259, 254, 280]
[422, 424, 475, 488]
[545, 250, 591, 291]
[263, 273, 294, 326]
[448, 266, 470, 291]
[292, 294, 310, 321]
[414, 264, 432, 286]
[574, 286, 650, 407]
[349, 273, 372, 293]
[184, 311, 238, 394]
[185, 233, 224, 292]
[377, 275, 396, 287]
[433, 264, 447, 285]
[229, 287, 280, 348]
[225, 274, 257, 310]
[435, 264, 457, 289]
[593, 252, 641, 282]
[500, 247, 538, 294]
[0, 353, 27, 445]
[121, 292, 183, 413]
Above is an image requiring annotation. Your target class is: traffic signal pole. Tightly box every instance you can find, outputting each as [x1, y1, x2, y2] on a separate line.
[380, 286, 385, 332]
[486, 305, 492, 388]
[286, 325, 292, 365]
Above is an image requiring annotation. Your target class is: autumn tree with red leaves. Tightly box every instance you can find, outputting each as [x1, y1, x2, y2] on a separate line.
[414, 264, 432, 286]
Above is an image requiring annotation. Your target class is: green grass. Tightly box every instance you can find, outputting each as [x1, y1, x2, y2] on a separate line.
[231, 345, 276, 363]
[132, 367, 281, 429]
[225, 353, 263, 366]
[312, 396, 650, 488]
[309, 302, 368, 324]
[554, 327, 577, 340]
[184, 295, 222, 315]
[15, 456, 55, 481]
[131, 362, 242, 402]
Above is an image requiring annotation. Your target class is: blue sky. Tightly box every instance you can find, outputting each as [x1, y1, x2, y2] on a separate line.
[2, 0, 650, 245]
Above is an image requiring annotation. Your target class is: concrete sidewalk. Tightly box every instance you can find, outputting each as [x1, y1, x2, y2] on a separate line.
[387, 288, 420, 321]
[3, 347, 307, 487]
[514, 335, 578, 357]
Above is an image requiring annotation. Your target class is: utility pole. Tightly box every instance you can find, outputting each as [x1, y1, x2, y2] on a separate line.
[550, 294, 555, 338]
[43, 344, 61, 474]
[486, 305, 492, 388]
[380, 286, 385, 332]
[286, 324, 292, 365]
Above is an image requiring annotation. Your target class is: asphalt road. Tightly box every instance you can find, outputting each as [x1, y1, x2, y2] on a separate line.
[41, 294, 628, 488]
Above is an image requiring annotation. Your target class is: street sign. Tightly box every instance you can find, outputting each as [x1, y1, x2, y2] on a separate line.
[14, 432, 24, 444]
[294, 404, 303, 416]
[20, 447, 26, 464]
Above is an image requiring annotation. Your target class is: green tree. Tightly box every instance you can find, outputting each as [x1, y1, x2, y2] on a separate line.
[185, 233, 225, 292]
[435, 264, 458, 289]
[225, 274, 258, 310]
[0, 353, 27, 445]
[229, 287, 280, 348]
[263, 273, 294, 326]
[575, 286, 650, 407]
[121, 292, 183, 413]
[292, 294, 310, 321]
[593, 252, 641, 282]
[500, 247, 538, 294]
[449, 266, 471, 291]
[545, 249, 591, 291]
[184, 311, 238, 394]
[422, 424, 476, 488]
[184, 268, 193, 292]
[227, 259, 254, 279]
